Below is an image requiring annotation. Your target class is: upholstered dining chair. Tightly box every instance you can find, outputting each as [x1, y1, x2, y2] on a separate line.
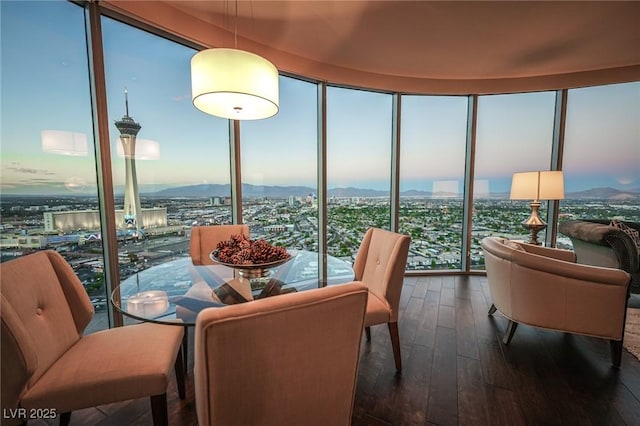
[194, 282, 368, 426]
[189, 224, 250, 265]
[354, 227, 411, 372]
[0, 250, 185, 426]
[182, 224, 250, 364]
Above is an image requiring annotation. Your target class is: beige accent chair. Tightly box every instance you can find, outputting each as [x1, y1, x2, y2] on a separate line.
[481, 236, 631, 367]
[0, 250, 185, 426]
[189, 224, 249, 266]
[354, 227, 411, 372]
[194, 282, 368, 426]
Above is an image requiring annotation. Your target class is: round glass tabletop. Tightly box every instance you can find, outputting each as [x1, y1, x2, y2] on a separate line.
[111, 250, 355, 326]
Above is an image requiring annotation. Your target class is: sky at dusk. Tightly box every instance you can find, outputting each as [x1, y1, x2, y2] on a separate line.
[1, 0, 639, 197]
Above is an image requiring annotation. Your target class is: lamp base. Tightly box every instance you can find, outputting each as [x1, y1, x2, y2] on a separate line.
[522, 201, 547, 245]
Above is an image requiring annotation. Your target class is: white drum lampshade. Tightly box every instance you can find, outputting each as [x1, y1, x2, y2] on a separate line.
[510, 171, 565, 201]
[191, 48, 279, 120]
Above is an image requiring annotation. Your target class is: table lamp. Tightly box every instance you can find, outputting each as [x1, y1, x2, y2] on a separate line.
[509, 170, 564, 245]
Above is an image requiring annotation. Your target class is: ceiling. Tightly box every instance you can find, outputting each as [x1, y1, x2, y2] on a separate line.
[105, 0, 640, 94]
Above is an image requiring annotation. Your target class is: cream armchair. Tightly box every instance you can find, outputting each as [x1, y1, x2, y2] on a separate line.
[481, 236, 631, 367]
[0, 250, 185, 426]
[189, 224, 249, 265]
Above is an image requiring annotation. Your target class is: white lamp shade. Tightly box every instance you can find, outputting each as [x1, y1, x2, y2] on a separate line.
[41, 130, 88, 156]
[510, 171, 564, 200]
[191, 48, 279, 120]
[116, 138, 160, 160]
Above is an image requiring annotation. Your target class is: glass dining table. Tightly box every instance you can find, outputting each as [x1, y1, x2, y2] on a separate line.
[111, 250, 355, 369]
[111, 250, 355, 326]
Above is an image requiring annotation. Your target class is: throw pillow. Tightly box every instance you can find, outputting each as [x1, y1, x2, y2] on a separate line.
[610, 219, 640, 250]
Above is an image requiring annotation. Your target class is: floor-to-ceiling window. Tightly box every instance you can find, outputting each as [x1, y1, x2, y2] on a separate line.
[0, 0, 109, 332]
[557, 81, 640, 247]
[101, 16, 231, 284]
[399, 95, 468, 270]
[326, 87, 393, 262]
[2, 1, 639, 304]
[472, 92, 556, 268]
[240, 75, 319, 256]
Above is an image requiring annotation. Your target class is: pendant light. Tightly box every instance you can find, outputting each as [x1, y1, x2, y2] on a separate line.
[190, 1, 279, 120]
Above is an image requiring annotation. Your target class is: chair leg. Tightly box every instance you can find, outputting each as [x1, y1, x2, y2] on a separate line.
[59, 412, 71, 426]
[610, 339, 623, 368]
[174, 346, 186, 399]
[503, 320, 518, 345]
[488, 303, 497, 315]
[150, 394, 168, 426]
[365, 326, 371, 341]
[388, 322, 402, 372]
[182, 325, 189, 373]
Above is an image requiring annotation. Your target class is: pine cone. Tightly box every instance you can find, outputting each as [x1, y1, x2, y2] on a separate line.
[215, 234, 289, 264]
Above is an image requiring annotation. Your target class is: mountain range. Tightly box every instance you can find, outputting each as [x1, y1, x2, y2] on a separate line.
[146, 183, 640, 200]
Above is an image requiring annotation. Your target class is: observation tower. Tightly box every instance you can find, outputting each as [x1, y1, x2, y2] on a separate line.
[114, 89, 142, 235]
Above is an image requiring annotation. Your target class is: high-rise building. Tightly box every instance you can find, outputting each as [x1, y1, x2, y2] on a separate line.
[114, 89, 142, 234]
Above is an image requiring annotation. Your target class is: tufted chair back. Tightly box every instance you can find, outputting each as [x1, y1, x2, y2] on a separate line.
[353, 227, 410, 371]
[353, 227, 410, 322]
[1, 250, 186, 426]
[1, 250, 94, 423]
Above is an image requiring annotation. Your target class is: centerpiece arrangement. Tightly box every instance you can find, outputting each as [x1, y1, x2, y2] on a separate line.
[210, 234, 292, 279]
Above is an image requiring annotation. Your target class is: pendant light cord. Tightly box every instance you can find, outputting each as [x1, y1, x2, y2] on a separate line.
[234, 0, 238, 48]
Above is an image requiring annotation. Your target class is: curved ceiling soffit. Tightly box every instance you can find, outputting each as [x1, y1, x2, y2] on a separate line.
[103, 0, 640, 95]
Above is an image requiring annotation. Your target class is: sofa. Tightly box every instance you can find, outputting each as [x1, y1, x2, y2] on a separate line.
[558, 219, 640, 294]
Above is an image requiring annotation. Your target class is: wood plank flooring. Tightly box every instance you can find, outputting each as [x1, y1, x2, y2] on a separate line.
[36, 276, 640, 425]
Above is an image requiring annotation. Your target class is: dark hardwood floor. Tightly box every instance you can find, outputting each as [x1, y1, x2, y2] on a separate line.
[37, 276, 640, 425]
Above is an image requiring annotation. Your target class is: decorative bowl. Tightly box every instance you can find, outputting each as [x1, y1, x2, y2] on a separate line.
[209, 249, 295, 278]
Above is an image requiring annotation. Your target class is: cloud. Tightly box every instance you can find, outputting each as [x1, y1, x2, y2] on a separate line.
[6, 165, 55, 176]
[172, 94, 191, 102]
